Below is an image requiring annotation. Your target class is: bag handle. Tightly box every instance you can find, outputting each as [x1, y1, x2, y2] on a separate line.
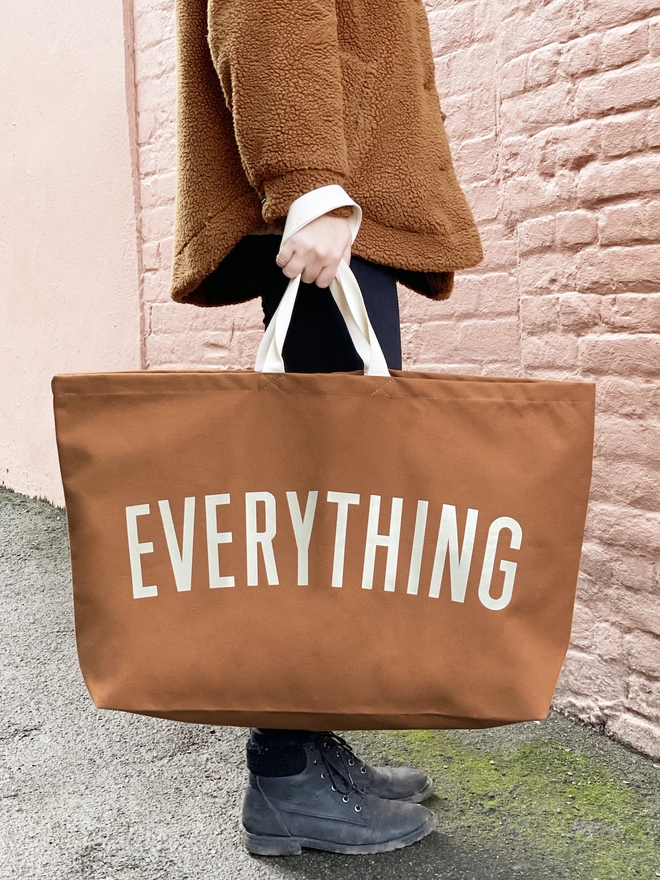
[254, 185, 391, 377]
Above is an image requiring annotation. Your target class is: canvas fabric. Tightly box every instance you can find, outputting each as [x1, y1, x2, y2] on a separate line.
[52, 365, 595, 730]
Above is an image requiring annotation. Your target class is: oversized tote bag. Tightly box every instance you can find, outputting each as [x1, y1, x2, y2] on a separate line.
[53, 186, 595, 731]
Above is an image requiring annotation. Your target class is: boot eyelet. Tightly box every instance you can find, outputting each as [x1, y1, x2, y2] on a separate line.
[348, 759, 354, 766]
[342, 795, 350, 803]
[313, 760, 318, 765]
[360, 767, 367, 774]
[331, 785, 336, 791]
[355, 805, 362, 812]
[320, 772, 327, 779]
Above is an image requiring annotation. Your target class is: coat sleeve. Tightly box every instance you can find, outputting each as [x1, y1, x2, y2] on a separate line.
[207, 0, 349, 225]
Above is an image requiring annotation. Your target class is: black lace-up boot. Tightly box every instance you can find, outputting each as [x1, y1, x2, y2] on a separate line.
[242, 732, 435, 855]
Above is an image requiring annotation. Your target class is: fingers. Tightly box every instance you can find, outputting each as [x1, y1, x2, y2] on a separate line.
[275, 212, 353, 288]
[277, 249, 340, 287]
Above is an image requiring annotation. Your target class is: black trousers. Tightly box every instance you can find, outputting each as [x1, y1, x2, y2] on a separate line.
[226, 233, 402, 746]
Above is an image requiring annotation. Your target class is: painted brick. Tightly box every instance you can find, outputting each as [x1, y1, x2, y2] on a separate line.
[600, 294, 660, 331]
[501, 54, 527, 99]
[581, 333, 660, 376]
[600, 110, 650, 158]
[597, 377, 660, 419]
[609, 584, 660, 634]
[627, 675, 660, 721]
[504, 170, 577, 227]
[477, 225, 518, 270]
[556, 210, 598, 247]
[500, 0, 583, 62]
[557, 649, 626, 707]
[520, 294, 560, 335]
[559, 33, 601, 78]
[582, 0, 660, 33]
[142, 241, 159, 271]
[594, 622, 625, 661]
[588, 502, 660, 553]
[501, 81, 575, 135]
[454, 135, 498, 184]
[446, 42, 498, 96]
[590, 459, 660, 511]
[141, 204, 175, 242]
[576, 245, 660, 294]
[647, 106, 660, 146]
[456, 318, 520, 362]
[142, 270, 171, 304]
[576, 63, 660, 119]
[522, 333, 580, 369]
[517, 250, 579, 295]
[149, 302, 226, 334]
[134, 37, 176, 85]
[625, 631, 660, 678]
[518, 215, 556, 255]
[578, 155, 660, 205]
[599, 203, 660, 246]
[558, 292, 603, 333]
[579, 544, 657, 598]
[607, 713, 660, 759]
[133, 8, 174, 51]
[464, 181, 500, 222]
[443, 86, 497, 141]
[570, 602, 599, 651]
[427, 4, 476, 57]
[600, 21, 650, 70]
[651, 15, 660, 55]
[144, 330, 233, 368]
[446, 272, 519, 319]
[525, 42, 562, 91]
[140, 171, 176, 210]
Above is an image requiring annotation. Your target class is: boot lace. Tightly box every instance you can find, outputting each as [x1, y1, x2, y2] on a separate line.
[310, 732, 369, 809]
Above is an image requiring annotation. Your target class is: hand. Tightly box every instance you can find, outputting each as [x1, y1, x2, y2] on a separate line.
[276, 212, 353, 288]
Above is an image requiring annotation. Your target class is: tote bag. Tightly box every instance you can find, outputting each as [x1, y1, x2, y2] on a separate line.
[52, 187, 595, 730]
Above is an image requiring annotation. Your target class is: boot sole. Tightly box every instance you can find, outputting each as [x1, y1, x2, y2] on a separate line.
[244, 812, 436, 856]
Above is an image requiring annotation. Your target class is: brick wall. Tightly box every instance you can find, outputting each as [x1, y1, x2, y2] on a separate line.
[129, 0, 660, 756]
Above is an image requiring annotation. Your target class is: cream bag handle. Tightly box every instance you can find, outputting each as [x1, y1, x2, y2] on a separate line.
[255, 184, 391, 377]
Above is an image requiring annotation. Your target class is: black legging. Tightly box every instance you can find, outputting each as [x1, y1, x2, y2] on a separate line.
[205, 232, 403, 747]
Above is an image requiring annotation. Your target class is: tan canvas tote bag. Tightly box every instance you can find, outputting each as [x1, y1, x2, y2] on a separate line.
[52, 187, 595, 731]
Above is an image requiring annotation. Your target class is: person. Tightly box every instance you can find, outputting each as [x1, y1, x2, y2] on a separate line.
[169, 0, 483, 857]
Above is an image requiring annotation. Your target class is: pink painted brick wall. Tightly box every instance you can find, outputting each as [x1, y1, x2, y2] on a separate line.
[129, 0, 660, 756]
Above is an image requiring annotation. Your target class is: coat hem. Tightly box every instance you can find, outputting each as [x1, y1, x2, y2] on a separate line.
[169, 202, 483, 308]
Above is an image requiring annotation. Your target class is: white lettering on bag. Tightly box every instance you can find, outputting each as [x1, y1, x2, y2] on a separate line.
[286, 491, 318, 586]
[158, 497, 196, 592]
[205, 494, 235, 589]
[245, 492, 279, 586]
[406, 499, 429, 595]
[125, 492, 523, 607]
[327, 491, 360, 588]
[478, 516, 523, 611]
[126, 504, 158, 599]
[362, 495, 403, 591]
[429, 505, 479, 602]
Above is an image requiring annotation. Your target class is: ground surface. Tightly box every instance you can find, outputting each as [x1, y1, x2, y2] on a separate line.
[1, 486, 659, 879]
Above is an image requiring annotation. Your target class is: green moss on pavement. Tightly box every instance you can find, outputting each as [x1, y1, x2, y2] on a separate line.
[348, 726, 660, 879]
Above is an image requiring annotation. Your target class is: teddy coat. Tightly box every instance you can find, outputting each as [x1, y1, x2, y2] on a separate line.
[170, 0, 483, 307]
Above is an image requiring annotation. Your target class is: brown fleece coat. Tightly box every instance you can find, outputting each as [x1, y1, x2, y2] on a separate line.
[171, 0, 483, 306]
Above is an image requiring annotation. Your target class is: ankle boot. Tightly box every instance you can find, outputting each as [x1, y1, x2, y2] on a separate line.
[242, 735, 435, 855]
